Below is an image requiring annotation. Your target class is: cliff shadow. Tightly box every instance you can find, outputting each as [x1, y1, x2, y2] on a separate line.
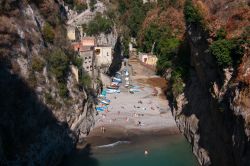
[0, 59, 76, 165]
[60, 143, 99, 166]
[108, 36, 122, 76]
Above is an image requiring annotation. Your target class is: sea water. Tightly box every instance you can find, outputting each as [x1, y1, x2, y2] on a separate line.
[61, 135, 198, 166]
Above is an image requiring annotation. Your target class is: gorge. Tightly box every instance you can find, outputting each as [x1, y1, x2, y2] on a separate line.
[0, 0, 249, 166]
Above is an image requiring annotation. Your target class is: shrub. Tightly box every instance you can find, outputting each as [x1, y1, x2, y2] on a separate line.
[46, 48, 70, 82]
[156, 38, 180, 75]
[72, 56, 83, 69]
[79, 72, 92, 89]
[215, 28, 227, 40]
[31, 56, 45, 72]
[42, 23, 55, 43]
[45, 92, 57, 105]
[210, 39, 233, 68]
[171, 69, 185, 97]
[86, 13, 113, 35]
[58, 82, 68, 98]
[27, 72, 37, 88]
[90, 0, 97, 11]
[74, 3, 87, 13]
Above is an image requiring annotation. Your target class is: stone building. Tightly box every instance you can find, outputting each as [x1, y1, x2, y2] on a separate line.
[94, 46, 112, 67]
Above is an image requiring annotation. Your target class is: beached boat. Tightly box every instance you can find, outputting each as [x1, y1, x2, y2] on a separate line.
[113, 77, 122, 83]
[106, 89, 121, 94]
[129, 88, 141, 93]
[96, 106, 108, 112]
[107, 85, 119, 89]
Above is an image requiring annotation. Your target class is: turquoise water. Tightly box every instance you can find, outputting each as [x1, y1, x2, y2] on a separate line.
[61, 135, 198, 166]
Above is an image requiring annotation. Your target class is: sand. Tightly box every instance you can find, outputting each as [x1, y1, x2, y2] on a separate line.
[85, 56, 179, 146]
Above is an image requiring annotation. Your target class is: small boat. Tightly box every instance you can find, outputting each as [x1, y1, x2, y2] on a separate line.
[98, 97, 111, 103]
[113, 77, 122, 83]
[106, 89, 121, 94]
[129, 88, 141, 93]
[96, 106, 108, 112]
[111, 82, 119, 86]
[107, 85, 119, 89]
[100, 99, 110, 105]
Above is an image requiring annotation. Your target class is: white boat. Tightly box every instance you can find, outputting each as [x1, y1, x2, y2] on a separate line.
[113, 77, 122, 83]
[106, 89, 121, 94]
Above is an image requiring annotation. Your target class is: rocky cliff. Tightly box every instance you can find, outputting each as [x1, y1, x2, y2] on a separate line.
[0, 0, 97, 165]
[169, 1, 250, 165]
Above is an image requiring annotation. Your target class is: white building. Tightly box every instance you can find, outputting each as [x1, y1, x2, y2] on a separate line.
[95, 46, 112, 67]
[143, 0, 157, 4]
[138, 52, 158, 66]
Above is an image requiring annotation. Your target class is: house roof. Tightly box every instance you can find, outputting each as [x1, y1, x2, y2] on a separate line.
[79, 46, 93, 52]
[81, 37, 96, 47]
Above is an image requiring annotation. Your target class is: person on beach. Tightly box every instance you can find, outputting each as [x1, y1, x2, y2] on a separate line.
[126, 117, 129, 122]
[101, 126, 106, 133]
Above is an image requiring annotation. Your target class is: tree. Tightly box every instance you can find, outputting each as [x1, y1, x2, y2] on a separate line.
[184, 0, 202, 24]
[210, 39, 233, 68]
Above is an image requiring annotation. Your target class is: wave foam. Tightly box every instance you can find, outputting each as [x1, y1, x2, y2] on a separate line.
[96, 141, 131, 148]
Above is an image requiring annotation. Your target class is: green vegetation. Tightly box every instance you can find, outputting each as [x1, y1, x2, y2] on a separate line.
[86, 13, 113, 35]
[90, 0, 97, 11]
[31, 56, 45, 72]
[46, 48, 70, 98]
[64, 0, 87, 13]
[210, 27, 249, 70]
[72, 55, 83, 69]
[184, 0, 202, 24]
[47, 48, 70, 82]
[79, 70, 92, 89]
[58, 82, 68, 98]
[138, 23, 180, 75]
[27, 72, 37, 88]
[42, 23, 55, 43]
[215, 28, 227, 40]
[171, 69, 185, 97]
[210, 39, 234, 68]
[75, 3, 88, 13]
[156, 38, 180, 75]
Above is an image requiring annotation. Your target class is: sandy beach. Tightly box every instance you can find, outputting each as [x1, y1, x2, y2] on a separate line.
[86, 56, 179, 146]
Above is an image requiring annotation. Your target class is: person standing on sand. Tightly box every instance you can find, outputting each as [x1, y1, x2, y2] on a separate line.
[101, 126, 106, 133]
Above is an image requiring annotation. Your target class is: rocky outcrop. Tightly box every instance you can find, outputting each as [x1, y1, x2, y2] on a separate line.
[171, 22, 250, 166]
[0, 1, 97, 165]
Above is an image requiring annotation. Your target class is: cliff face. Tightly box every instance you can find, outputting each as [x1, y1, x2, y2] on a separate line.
[0, 0, 97, 165]
[170, 1, 250, 165]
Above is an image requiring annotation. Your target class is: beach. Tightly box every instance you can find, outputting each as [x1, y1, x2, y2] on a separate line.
[86, 56, 180, 146]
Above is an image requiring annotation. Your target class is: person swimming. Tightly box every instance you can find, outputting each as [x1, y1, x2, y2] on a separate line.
[144, 149, 149, 155]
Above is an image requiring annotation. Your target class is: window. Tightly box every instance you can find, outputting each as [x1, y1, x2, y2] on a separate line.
[107, 52, 109, 56]
[95, 49, 100, 55]
[85, 57, 87, 60]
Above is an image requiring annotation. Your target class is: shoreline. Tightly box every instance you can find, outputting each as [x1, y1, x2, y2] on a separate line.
[78, 123, 180, 148]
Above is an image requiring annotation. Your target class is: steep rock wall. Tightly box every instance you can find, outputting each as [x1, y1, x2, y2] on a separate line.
[172, 22, 250, 166]
[0, 1, 97, 165]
